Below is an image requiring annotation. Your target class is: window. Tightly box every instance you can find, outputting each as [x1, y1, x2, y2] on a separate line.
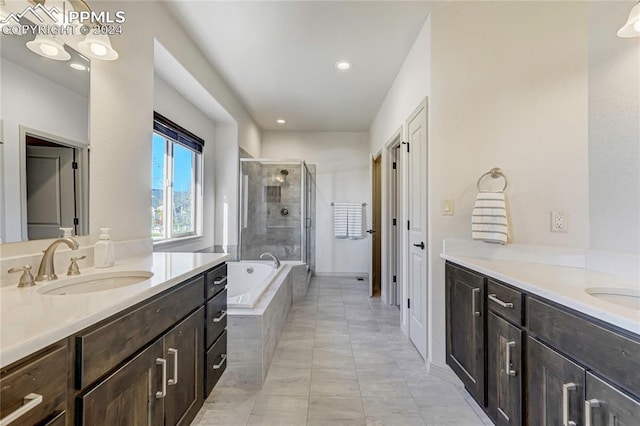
[152, 113, 203, 241]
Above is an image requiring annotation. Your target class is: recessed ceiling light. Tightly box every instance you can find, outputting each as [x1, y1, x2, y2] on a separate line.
[69, 63, 87, 71]
[276, 119, 286, 124]
[335, 61, 351, 70]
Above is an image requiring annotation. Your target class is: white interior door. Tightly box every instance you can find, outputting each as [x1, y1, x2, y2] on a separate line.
[26, 145, 75, 239]
[406, 101, 428, 358]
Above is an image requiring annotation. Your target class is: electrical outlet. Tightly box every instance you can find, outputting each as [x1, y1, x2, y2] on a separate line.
[551, 211, 568, 233]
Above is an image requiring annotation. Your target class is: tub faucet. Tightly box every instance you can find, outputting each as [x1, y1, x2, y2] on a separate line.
[260, 252, 281, 269]
[36, 237, 79, 281]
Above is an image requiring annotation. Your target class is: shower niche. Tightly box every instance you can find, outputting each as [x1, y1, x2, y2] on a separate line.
[239, 160, 316, 272]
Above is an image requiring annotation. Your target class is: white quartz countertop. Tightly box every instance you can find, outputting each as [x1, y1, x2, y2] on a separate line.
[441, 254, 640, 336]
[0, 252, 229, 368]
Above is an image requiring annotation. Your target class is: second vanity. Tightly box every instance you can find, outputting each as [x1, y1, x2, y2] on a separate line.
[443, 254, 640, 426]
[0, 252, 229, 425]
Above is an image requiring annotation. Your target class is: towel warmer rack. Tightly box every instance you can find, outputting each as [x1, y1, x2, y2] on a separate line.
[331, 202, 367, 206]
[477, 167, 508, 192]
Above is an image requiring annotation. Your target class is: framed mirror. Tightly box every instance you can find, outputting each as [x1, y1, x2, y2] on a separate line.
[1, 20, 90, 243]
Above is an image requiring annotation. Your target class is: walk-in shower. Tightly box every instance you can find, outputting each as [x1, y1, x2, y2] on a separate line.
[239, 160, 316, 272]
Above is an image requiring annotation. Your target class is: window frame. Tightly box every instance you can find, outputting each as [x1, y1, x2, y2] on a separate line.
[152, 131, 203, 242]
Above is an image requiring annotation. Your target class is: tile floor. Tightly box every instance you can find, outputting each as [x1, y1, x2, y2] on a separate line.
[193, 276, 493, 426]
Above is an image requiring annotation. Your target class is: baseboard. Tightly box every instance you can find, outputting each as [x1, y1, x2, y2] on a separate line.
[314, 272, 369, 279]
[427, 359, 463, 387]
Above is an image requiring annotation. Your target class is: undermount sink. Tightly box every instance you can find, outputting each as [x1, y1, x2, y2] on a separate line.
[37, 271, 154, 295]
[586, 287, 640, 311]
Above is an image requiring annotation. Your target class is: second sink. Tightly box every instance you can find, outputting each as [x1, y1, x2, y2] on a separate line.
[37, 271, 154, 295]
[586, 287, 640, 311]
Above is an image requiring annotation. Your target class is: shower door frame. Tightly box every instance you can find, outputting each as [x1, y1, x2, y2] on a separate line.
[238, 159, 307, 262]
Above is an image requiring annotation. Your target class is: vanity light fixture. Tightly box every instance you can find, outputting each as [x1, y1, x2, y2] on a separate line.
[77, 33, 119, 61]
[26, 35, 71, 61]
[276, 119, 286, 124]
[617, 1, 640, 38]
[335, 61, 352, 70]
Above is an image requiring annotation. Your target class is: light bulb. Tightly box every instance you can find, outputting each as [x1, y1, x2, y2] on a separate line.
[40, 43, 60, 57]
[634, 20, 640, 33]
[90, 43, 108, 57]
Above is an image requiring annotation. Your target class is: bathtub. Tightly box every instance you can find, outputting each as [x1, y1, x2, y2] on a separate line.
[227, 261, 284, 309]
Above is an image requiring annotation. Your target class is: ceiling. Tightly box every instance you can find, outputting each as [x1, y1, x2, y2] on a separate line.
[165, 1, 431, 131]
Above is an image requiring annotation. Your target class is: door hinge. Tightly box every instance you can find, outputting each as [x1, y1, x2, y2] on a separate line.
[407, 220, 410, 230]
[72, 162, 78, 169]
[393, 275, 397, 283]
[407, 298, 411, 309]
[392, 218, 397, 226]
[401, 141, 410, 153]
[392, 162, 397, 170]
[73, 218, 79, 225]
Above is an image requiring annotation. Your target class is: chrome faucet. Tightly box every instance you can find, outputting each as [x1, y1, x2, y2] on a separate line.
[260, 252, 281, 269]
[36, 237, 79, 281]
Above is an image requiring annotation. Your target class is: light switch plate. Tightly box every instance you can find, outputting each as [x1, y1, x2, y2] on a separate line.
[442, 199, 454, 216]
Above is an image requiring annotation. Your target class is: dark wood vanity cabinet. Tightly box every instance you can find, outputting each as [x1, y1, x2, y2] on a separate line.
[446, 263, 486, 405]
[204, 263, 228, 398]
[0, 343, 68, 426]
[445, 261, 640, 426]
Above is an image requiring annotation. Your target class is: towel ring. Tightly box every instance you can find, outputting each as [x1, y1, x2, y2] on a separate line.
[477, 167, 508, 192]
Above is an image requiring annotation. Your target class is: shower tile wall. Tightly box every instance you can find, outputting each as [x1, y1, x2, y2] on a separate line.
[241, 162, 302, 261]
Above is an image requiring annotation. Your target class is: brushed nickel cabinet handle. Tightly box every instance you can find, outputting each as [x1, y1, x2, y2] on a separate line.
[562, 383, 577, 426]
[505, 341, 517, 376]
[156, 358, 167, 399]
[168, 348, 178, 386]
[0, 393, 43, 426]
[213, 310, 227, 323]
[472, 288, 481, 317]
[213, 354, 227, 370]
[488, 294, 514, 309]
[213, 276, 227, 286]
[585, 399, 600, 426]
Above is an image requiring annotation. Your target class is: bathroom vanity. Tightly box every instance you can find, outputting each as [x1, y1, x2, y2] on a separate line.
[0, 252, 228, 426]
[444, 257, 640, 426]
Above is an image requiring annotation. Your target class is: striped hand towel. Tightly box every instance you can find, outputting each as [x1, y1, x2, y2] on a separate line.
[472, 191, 509, 244]
[333, 203, 349, 238]
[347, 203, 364, 239]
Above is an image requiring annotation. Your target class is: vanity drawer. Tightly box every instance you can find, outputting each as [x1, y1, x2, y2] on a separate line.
[207, 288, 228, 348]
[487, 279, 523, 325]
[0, 344, 67, 426]
[206, 263, 227, 300]
[205, 331, 227, 397]
[75, 275, 204, 389]
[528, 297, 640, 396]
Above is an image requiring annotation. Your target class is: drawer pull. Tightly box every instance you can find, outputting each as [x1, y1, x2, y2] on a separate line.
[168, 348, 178, 386]
[505, 341, 517, 377]
[488, 294, 514, 309]
[0, 393, 43, 426]
[156, 358, 167, 399]
[584, 399, 600, 426]
[562, 382, 577, 426]
[213, 310, 227, 323]
[471, 288, 481, 317]
[213, 276, 227, 286]
[213, 354, 227, 370]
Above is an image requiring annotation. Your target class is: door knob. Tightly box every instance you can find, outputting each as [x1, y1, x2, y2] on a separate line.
[366, 229, 375, 234]
[413, 241, 425, 250]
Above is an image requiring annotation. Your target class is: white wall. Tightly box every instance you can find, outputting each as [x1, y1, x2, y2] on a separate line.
[153, 75, 216, 252]
[428, 1, 590, 368]
[262, 131, 370, 275]
[1, 58, 89, 243]
[588, 2, 640, 258]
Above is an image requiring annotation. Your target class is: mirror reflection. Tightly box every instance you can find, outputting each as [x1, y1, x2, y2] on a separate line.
[1, 22, 90, 243]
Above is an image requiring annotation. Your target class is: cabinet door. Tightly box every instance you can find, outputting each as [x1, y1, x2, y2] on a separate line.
[527, 337, 585, 426]
[585, 372, 640, 426]
[164, 308, 205, 426]
[78, 339, 164, 425]
[488, 313, 522, 426]
[446, 263, 485, 404]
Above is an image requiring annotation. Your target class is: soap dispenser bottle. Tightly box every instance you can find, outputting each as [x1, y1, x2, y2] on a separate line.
[95, 228, 115, 268]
